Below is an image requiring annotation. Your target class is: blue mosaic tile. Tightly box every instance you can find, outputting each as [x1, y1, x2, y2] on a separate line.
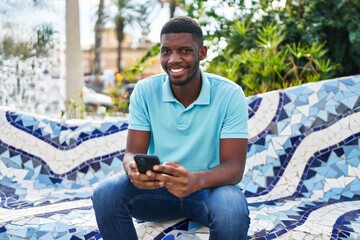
[247, 96, 262, 118]
[0, 75, 360, 239]
[6, 112, 128, 150]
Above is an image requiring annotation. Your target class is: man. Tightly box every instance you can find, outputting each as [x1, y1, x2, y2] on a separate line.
[92, 16, 250, 239]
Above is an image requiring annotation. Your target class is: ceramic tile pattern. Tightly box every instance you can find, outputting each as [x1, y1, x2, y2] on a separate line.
[0, 75, 359, 239]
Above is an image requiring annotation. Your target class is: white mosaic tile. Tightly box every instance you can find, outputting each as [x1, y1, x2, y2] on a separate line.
[1, 75, 360, 239]
[248, 91, 280, 138]
[247, 111, 360, 204]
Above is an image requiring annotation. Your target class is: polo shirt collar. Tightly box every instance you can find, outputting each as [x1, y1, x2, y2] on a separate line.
[162, 70, 210, 105]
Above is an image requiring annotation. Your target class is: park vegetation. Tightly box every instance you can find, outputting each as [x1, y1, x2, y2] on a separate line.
[1, 0, 359, 114]
[110, 0, 359, 97]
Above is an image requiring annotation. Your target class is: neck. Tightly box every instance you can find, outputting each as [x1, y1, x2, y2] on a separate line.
[171, 72, 202, 108]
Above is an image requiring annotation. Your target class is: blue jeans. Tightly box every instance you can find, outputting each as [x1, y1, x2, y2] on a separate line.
[92, 174, 250, 240]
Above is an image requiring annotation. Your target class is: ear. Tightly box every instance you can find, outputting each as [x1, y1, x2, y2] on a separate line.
[199, 46, 207, 60]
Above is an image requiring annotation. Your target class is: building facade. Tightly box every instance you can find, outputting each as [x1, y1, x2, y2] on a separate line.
[82, 28, 162, 78]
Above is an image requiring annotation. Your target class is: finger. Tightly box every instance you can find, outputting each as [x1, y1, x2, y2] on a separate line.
[132, 179, 164, 189]
[131, 171, 165, 187]
[128, 169, 139, 179]
[129, 161, 139, 173]
[154, 164, 183, 177]
[163, 162, 180, 168]
[153, 172, 173, 183]
[146, 169, 156, 177]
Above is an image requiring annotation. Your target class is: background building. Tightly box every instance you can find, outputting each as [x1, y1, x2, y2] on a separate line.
[82, 28, 162, 78]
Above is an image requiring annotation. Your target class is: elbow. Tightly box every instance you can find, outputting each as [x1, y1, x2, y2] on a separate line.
[231, 165, 245, 185]
[233, 174, 243, 185]
[229, 169, 244, 185]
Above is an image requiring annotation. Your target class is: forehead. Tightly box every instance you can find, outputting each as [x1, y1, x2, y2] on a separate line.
[160, 33, 195, 47]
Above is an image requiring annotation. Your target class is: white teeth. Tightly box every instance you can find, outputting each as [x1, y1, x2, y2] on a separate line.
[170, 68, 184, 73]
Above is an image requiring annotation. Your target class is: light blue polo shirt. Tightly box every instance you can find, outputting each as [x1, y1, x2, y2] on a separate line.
[128, 70, 248, 172]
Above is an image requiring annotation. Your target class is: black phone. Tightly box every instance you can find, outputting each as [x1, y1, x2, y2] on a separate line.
[134, 154, 160, 174]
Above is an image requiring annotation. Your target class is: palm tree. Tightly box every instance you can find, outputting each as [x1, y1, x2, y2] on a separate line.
[93, 0, 105, 92]
[168, 0, 178, 18]
[112, 0, 148, 72]
[130, 0, 182, 68]
[157, 0, 182, 19]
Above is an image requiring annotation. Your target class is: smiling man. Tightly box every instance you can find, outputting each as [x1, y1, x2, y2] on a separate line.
[92, 16, 250, 240]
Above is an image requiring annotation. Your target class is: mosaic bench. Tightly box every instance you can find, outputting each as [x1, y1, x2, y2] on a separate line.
[1, 74, 360, 240]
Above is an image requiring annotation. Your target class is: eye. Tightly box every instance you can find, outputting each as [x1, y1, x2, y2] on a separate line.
[180, 48, 193, 55]
[161, 49, 170, 55]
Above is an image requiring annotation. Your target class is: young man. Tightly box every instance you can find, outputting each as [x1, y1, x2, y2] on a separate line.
[92, 16, 250, 239]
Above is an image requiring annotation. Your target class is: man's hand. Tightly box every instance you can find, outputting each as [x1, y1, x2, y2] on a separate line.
[152, 162, 203, 198]
[127, 161, 165, 189]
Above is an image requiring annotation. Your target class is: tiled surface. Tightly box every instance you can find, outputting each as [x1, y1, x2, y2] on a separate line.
[0, 75, 360, 239]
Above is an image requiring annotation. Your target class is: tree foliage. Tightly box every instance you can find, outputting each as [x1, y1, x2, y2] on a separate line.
[207, 21, 338, 94]
[274, 0, 360, 76]
[1, 24, 54, 59]
[183, 0, 359, 94]
[0, 0, 56, 59]
[112, 0, 152, 72]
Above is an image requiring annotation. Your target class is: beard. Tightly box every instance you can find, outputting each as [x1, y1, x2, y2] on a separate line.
[168, 67, 199, 87]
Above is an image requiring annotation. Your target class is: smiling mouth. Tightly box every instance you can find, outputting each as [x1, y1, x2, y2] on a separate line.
[170, 68, 185, 73]
[167, 66, 187, 73]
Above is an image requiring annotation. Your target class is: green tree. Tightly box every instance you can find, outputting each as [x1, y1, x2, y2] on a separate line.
[278, 0, 360, 76]
[183, 0, 351, 94]
[1, 24, 54, 59]
[94, 0, 105, 77]
[1, 36, 32, 58]
[123, 0, 188, 80]
[155, 0, 184, 18]
[0, 1, 55, 58]
[92, 0, 106, 93]
[33, 24, 54, 56]
[112, 0, 150, 72]
[197, 0, 360, 77]
[208, 22, 338, 95]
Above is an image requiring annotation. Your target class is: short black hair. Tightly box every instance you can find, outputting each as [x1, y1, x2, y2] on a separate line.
[160, 16, 203, 47]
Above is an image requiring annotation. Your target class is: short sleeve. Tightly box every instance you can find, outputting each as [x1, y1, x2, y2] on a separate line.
[220, 87, 248, 139]
[128, 83, 151, 131]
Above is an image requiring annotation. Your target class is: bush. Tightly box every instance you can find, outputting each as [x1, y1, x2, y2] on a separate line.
[207, 21, 338, 95]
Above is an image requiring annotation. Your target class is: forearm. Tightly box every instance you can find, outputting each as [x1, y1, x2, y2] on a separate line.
[192, 161, 244, 192]
[193, 138, 248, 190]
[124, 129, 151, 174]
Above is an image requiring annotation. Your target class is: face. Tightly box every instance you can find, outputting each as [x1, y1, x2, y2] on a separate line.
[160, 33, 207, 86]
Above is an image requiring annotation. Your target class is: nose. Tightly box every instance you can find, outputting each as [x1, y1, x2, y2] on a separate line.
[168, 52, 182, 64]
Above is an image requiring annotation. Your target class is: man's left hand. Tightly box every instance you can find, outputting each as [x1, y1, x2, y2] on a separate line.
[151, 162, 201, 198]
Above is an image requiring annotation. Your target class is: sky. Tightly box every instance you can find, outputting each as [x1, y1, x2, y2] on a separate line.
[78, 0, 170, 49]
[58, 0, 172, 48]
[0, 0, 170, 49]
[1, 0, 277, 49]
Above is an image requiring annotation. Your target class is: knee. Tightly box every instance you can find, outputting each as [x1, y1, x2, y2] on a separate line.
[92, 174, 129, 211]
[208, 186, 250, 225]
[92, 178, 111, 211]
[92, 179, 108, 209]
[206, 186, 250, 238]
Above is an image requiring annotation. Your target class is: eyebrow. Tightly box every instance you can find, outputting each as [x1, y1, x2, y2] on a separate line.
[160, 45, 194, 50]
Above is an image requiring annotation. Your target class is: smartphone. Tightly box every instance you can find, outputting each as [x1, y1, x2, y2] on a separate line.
[134, 154, 160, 174]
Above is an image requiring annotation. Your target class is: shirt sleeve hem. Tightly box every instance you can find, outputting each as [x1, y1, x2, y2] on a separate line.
[128, 124, 151, 131]
[220, 133, 248, 139]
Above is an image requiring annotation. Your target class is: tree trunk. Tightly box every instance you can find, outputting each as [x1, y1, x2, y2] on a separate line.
[169, 0, 176, 18]
[116, 16, 125, 72]
[93, 0, 105, 92]
[65, 0, 83, 119]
